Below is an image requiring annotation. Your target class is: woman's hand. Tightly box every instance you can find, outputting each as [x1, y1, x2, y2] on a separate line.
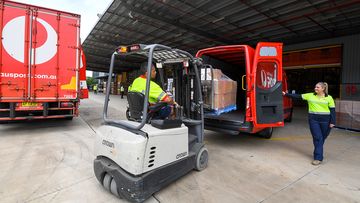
[329, 124, 335, 128]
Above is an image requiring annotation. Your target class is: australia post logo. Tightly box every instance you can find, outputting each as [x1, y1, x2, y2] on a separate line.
[2, 15, 57, 65]
[257, 64, 277, 89]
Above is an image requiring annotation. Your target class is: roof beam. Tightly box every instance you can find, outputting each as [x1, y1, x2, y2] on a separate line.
[120, 1, 234, 44]
[306, 16, 333, 34]
[238, 0, 299, 35]
[222, 0, 360, 39]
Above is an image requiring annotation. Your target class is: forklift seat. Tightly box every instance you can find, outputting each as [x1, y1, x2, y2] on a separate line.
[127, 91, 169, 123]
[127, 91, 145, 121]
[127, 91, 182, 129]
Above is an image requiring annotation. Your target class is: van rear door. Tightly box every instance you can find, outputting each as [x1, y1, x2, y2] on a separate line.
[251, 42, 284, 128]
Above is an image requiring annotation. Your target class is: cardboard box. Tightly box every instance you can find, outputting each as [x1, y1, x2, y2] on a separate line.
[202, 68, 238, 112]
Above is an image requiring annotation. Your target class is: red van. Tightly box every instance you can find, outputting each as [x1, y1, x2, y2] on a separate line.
[196, 42, 292, 138]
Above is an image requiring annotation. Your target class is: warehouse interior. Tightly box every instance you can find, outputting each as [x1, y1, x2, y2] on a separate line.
[82, 0, 360, 130]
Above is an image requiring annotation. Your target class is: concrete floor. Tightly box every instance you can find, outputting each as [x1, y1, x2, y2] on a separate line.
[0, 92, 359, 203]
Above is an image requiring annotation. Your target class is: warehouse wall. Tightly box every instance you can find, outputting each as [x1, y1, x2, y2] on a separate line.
[284, 33, 360, 100]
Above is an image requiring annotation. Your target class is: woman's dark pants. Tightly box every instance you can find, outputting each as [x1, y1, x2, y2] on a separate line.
[308, 114, 331, 161]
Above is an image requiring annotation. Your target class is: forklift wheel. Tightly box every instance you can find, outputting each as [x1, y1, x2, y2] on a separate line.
[103, 173, 112, 191]
[126, 108, 130, 120]
[110, 178, 120, 197]
[195, 147, 209, 171]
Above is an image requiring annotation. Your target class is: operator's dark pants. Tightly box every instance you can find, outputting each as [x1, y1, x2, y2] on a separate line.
[154, 105, 172, 119]
[308, 114, 331, 161]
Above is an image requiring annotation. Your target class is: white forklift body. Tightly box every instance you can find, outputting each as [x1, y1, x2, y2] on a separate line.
[93, 44, 208, 203]
[95, 121, 189, 175]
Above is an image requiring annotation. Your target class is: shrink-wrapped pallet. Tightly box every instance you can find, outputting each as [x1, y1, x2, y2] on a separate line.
[201, 69, 237, 115]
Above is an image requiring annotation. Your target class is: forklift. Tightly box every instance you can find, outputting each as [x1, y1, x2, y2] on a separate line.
[93, 44, 208, 202]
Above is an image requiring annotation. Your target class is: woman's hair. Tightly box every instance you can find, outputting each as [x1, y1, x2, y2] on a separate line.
[317, 82, 329, 95]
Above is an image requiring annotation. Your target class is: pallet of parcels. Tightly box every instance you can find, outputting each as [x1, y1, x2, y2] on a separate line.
[201, 68, 237, 115]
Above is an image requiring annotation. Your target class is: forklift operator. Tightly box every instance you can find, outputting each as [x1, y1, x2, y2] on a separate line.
[128, 62, 176, 119]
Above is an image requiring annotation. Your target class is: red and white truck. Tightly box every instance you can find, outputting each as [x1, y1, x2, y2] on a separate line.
[0, 0, 88, 121]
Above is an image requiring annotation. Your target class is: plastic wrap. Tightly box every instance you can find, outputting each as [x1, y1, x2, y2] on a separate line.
[201, 68, 237, 115]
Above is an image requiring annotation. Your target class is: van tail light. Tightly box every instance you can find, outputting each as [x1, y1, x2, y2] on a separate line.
[246, 97, 250, 109]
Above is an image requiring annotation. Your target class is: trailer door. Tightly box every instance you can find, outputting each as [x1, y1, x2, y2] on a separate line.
[251, 42, 284, 128]
[0, 4, 31, 100]
[30, 9, 79, 100]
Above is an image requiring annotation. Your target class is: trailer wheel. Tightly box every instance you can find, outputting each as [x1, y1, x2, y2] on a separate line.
[110, 178, 120, 197]
[103, 173, 112, 191]
[258, 127, 273, 139]
[195, 147, 208, 171]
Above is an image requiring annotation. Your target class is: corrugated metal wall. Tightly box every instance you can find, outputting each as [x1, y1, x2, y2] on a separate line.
[284, 33, 360, 100]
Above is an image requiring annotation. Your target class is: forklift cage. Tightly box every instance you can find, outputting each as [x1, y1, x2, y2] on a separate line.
[103, 44, 204, 140]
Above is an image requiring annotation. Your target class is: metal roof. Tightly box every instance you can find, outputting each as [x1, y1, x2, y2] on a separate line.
[82, 0, 360, 73]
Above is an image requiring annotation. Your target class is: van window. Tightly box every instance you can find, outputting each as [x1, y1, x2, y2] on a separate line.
[256, 62, 278, 90]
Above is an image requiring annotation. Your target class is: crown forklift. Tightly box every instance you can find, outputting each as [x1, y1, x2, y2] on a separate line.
[93, 44, 208, 202]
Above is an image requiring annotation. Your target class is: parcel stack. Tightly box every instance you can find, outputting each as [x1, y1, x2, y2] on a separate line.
[201, 68, 237, 115]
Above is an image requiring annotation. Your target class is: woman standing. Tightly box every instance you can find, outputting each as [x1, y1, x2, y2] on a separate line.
[284, 82, 336, 165]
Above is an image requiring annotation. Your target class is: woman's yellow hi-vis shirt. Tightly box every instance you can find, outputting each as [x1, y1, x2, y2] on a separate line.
[301, 93, 335, 115]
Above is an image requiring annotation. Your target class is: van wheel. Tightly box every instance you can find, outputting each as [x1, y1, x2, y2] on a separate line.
[258, 127, 273, 139]
[195, 147, 209, 171]
[285, 108, 293, 122]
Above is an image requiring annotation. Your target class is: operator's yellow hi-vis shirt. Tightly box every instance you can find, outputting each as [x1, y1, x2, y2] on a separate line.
[301, 93, 335, 115]
[128, 75, 168, 104]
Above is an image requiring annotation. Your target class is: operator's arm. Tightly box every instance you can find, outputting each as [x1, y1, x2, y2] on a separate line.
[162, 94, 175, 105]
[150, 81, 176, 105]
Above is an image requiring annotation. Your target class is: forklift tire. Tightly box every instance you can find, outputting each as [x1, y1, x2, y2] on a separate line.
[258, 127, 273, 139]
[103, 173, 112, 191]
[126, 108, 130, 120]
[110, 178, 120, 197]
[195, 147, 209, 171]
